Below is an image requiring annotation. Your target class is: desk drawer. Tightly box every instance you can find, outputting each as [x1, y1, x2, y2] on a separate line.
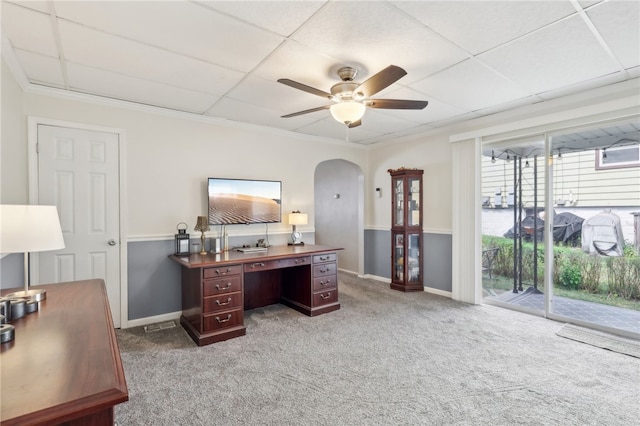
[203, 291, 243, 313]
[279, 256, 311, 268]
[313, 275, 337, 291]
[203, 276, 242, 296]
[243, 259, 281, 272]
[313, 253, 336, 263]
[203, 308, 243, 333]
[312, 289, 338, 307]
[203, 265, 242, 279]
[313, 263, 336, 277]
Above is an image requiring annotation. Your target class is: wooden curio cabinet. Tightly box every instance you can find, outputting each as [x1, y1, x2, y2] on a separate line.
[389, 168, 423, 292]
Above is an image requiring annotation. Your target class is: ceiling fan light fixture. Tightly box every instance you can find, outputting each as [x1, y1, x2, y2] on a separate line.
[330, 101, 366, 125]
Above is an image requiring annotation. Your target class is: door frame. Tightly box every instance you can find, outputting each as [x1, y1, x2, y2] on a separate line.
[27, 116, 129, 328]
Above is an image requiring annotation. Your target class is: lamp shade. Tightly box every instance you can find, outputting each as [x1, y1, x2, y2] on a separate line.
[194, 216, 210, 232]
[0, 205, 65, 254]
[330, 101, 366, 125]
[289, 212, 308, 226]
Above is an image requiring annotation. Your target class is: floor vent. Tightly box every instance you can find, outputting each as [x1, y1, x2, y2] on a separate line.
[144, 321, 177, 333]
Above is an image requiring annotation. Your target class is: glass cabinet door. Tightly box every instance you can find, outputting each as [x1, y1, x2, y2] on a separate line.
[407, 233, 421, 283]
[408, 177, 421, 227]
[393, 177, 404, 226]
[393, 233, 404, 281]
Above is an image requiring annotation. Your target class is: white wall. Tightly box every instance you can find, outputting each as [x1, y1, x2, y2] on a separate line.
[366, 133, 453, 233]
[3, 58, 367, 241]
[1, 60, 27, 204]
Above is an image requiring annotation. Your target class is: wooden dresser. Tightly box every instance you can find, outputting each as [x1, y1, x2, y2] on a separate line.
[1, 279, 128, 426]
[171, 245, 342, 346]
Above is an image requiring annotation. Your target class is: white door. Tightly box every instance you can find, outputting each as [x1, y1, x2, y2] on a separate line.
[36, 124, 122, 327]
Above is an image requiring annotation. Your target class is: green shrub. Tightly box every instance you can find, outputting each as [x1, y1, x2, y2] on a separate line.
[559, 264, 581, 289]
[607, 256, 640, 300]
[578, 255, 603, 293]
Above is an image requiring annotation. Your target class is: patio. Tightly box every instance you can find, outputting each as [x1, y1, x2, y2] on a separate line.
[486, 290, 640, 336]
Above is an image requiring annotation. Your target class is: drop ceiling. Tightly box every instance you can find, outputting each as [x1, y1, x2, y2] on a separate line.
[2, 0, 639, 145]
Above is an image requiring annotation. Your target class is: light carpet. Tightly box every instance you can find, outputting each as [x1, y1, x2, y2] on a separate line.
[115, 272, 640, 425]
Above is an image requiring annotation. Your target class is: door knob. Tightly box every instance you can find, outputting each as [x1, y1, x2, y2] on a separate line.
[108, 239, 117, 246]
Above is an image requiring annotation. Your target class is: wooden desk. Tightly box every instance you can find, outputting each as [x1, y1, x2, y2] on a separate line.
[1, 280, 128, 426]
[171, 245, 341, 346]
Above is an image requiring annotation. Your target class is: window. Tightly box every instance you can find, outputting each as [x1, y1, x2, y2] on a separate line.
[595, 144, 640, 169]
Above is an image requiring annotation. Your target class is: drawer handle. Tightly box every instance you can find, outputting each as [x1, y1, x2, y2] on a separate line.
[320, 292, 331, 300]
[320, 267, 330, 273]
[250, 262, 265, 268]
[319, 256, 331, 261]
[216, 297, 232, 306]
[215, 282, 232, 290]
[215, 268, 233, 275]
[294, 258, 306, 264]
[320, 279, 331, 286]
[215, 314, 232, 323]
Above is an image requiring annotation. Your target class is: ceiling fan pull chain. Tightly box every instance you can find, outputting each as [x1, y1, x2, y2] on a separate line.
[345, 125, 350, 143]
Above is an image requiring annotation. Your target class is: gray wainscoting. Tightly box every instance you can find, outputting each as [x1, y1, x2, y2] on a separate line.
[364, 229, 452, 292]
[127, 240, 181, 320]
[2, 231, 452, 323]
[0, 253, 24, 289]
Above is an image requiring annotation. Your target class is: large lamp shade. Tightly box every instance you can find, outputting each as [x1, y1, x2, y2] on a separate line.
[0, 205, 65, 253]
[0, 205, 65, 301]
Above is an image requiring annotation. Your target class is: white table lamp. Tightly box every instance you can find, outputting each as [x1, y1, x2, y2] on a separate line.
[0, 205, 65, 301]
[288, 211, 308, 246]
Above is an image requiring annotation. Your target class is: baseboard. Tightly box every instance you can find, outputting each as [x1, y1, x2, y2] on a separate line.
[362, 274, 452, 298]
[362, 274, 391, 283]
[124, 311, 182, 329]
[424, 287, 452, 298]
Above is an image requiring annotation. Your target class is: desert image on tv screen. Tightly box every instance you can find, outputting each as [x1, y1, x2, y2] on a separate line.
[208, 179, 281, 225]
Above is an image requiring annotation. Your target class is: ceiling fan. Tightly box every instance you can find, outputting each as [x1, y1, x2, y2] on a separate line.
[278, 65, 428, 128]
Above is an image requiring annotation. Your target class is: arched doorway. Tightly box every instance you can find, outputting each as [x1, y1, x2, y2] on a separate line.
[314, 159, 364, 275]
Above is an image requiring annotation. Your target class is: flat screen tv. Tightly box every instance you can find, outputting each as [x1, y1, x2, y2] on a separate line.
[208, 177, 282, 225]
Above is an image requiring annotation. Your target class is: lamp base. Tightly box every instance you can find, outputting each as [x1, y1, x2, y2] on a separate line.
[288, 242, 305, 246]
[6, 288, 46, 302]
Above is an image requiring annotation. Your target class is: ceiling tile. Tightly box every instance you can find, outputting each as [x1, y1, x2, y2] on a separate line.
[296, 117, 381, 144]
[252, 40, 344, 90]
[411, 59, 531, 111]
[357, 109, 421, 134]
[66, 63, 220, 114]
[2, 2, 58, 56]
[393, 1, 576, 55]
[198, 1, 326, 36]
[58, 20, 245, 97]
[6, 1, 50, 14]
[205, 97, 319, 131]
[587, 0, 640, 70]
[478, 15, 620, 94]
[52, 1, 284, 72]
[13, 49, 65, 87]
[224, 75, 331, 115]
[291, 1, 468, 83]
[380, 86, 468, 123]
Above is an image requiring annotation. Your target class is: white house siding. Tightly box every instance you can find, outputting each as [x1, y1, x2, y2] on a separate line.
[482, 151, 639, 209]
[481, 150, 639, 245]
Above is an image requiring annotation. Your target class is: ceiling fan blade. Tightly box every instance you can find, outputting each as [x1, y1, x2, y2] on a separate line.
[277, 79, 332, 99]
[347, 119, 362, 128]
[366, 99, 428, 110]
[281, 105, 330, 118]
[355, 65, 407, 98]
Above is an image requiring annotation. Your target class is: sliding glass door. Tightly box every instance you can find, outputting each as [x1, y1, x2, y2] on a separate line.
[481, 136, 546, 317]
[482, 119, 640, 338]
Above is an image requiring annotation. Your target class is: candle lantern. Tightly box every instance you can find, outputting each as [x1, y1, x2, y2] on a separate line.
[174, 222, 190, 256]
